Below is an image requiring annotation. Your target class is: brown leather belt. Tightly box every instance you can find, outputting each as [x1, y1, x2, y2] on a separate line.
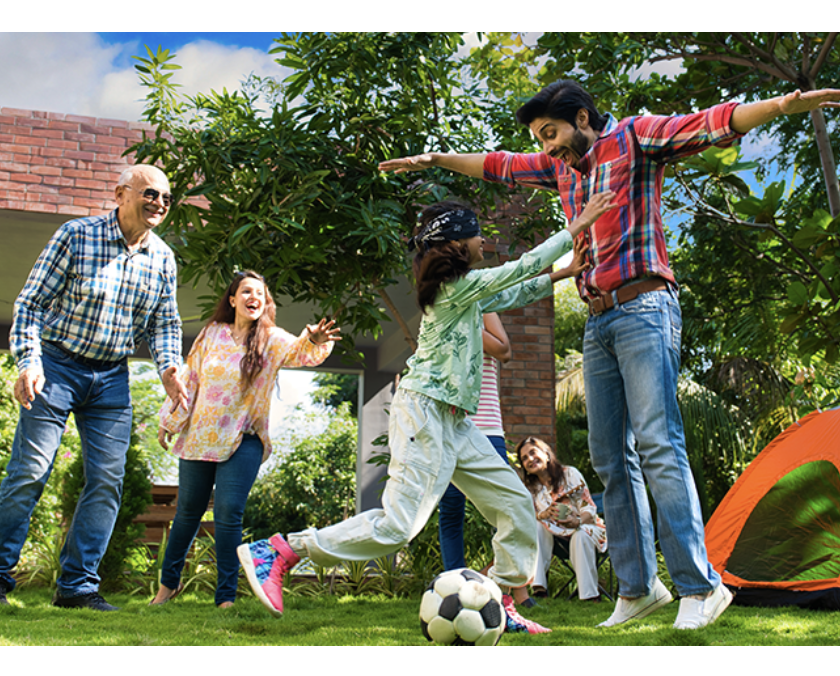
[588, 278, 669, 316]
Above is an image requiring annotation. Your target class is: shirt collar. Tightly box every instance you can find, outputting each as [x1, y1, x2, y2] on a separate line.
[600, 113, 618, 138]
[576, 113, 618, 175]
[110, 207, 152, 251]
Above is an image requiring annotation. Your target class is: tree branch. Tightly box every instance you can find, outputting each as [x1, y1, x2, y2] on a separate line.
[809, 32, 838, 82]
[376, 286, 417, 353]
[729, 32, 801, 83]
[674, 171, 839, 304]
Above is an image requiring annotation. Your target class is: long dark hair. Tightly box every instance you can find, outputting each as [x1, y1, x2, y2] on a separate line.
[515, 436, 567, 495]
[205, 270, 277, 385]
[412, 200, 472, 312]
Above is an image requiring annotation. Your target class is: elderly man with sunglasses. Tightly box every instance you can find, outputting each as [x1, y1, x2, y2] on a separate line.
[0, 164, 187, 611]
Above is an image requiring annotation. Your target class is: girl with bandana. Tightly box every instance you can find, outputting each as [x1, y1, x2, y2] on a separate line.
[237, 193, 616, 633]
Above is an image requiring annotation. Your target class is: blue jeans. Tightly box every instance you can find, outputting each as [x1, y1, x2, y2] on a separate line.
[0, 341, 132, 596]
[160, 435, 262, 605]
[583, 288, 719, 598]
[438, 435, 508, 570]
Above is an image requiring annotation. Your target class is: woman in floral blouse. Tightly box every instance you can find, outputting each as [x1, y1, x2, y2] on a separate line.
[150, 270, 340, 608]
[515, 436, 607, 602]
[236, 193, 616, 631]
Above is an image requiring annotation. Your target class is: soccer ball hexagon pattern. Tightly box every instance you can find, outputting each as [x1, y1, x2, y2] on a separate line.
[419, 568, 505, 646]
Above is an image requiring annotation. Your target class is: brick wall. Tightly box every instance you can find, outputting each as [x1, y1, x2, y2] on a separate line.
[499, 297, 556, 449]
[0, 107, 152, 216]
[482, 197, 558, 454]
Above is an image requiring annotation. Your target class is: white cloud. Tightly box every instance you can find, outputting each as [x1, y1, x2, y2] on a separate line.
[0, 33, 123, 116]
[0, 32, 292, 122]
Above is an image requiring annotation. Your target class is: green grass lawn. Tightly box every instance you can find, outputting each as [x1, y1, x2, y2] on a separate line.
[1, 586, 838, 647]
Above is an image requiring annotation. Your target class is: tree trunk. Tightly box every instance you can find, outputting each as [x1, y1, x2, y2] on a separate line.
[809, 108, 840, 218]
[376, 287, 418, 353]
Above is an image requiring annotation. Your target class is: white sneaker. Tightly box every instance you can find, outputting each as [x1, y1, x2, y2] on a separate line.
[673, 584, 733, 629]
[598, 577, 673, 627]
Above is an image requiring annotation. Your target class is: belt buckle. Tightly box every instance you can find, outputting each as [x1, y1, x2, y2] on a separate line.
[588, 294, 612, 316]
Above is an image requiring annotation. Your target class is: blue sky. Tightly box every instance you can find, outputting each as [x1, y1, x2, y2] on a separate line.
[0, 32, 296, 122]
[96, 32, 286, 67]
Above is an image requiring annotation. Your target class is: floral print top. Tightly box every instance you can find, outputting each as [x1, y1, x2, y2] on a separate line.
[159, 321, 332, 463]
[399, 228, 573, 414]
[532, 466, 607, 552]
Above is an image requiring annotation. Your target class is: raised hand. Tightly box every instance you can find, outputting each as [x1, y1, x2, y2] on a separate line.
[779, 88, 840, 116]
[567, 191, 619, 238]
[307, 318, 342, 345]
[567, 236, 591, 277]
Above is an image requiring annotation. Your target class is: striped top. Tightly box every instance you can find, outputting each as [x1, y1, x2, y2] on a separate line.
[469, 355, 504, 437]
[483, 102, 744, 301]
[10, 209, 182, 374]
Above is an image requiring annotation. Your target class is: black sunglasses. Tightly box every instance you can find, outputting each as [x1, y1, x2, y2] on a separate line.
[124, 185, 175, 207]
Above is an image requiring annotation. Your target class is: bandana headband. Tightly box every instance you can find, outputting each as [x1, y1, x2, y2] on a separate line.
[408, 209, 481, 252]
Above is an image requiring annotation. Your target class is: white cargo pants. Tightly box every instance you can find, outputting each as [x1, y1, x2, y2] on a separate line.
[288, 389, 538, 589]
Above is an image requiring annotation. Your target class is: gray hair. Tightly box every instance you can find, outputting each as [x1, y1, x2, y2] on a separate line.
[118, 164, 169, 188]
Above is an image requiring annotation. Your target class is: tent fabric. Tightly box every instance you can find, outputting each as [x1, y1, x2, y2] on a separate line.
[705, 408, 840, 605]
[724, 586, 840, 611]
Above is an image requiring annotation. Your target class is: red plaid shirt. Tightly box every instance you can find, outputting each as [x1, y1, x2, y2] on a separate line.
[483, 102, 745, 301]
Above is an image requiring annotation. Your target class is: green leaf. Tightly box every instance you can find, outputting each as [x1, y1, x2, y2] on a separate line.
[786, 281, 809, 305]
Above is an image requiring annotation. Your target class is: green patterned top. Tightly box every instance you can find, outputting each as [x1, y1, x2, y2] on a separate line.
[400, 228, 573, 414]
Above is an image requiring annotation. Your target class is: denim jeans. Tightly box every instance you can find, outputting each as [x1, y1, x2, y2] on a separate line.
[583, 288, 719, 598]
[0, 341, 132, 596]
[438, 435, 508, 570]
[159, 434, 263, 605]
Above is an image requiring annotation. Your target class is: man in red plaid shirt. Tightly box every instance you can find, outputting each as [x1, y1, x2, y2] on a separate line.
[380, 80, 840, 630]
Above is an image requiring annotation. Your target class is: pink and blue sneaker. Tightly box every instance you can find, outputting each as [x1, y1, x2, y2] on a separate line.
[502, 594, 552, 634]
[237, 534, 300, 616]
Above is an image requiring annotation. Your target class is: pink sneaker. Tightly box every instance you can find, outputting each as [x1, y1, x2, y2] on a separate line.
[502, 594, 552, 634]
[237, 534, 300, 616]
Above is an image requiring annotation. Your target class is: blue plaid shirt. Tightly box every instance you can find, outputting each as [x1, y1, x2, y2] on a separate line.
[11, 209, 182, 375]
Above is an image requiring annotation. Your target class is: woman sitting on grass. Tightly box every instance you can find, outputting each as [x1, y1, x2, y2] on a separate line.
[237, 193, 616, 633]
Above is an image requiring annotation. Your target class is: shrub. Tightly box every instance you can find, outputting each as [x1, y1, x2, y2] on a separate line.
[243, 405, 357, 540]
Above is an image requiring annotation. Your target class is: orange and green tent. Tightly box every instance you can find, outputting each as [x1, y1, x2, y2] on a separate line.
[704, 408, 840, 609]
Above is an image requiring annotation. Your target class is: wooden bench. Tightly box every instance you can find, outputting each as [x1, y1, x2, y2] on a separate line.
[134, 484, 216, 546]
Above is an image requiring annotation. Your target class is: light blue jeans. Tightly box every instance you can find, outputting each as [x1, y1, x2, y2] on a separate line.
[0, 341, 132, 597]
[583, 287, 719, 598]
[159, 435, 263, 605]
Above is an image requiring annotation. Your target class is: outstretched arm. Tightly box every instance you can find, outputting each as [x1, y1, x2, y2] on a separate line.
[378, 152, 487, 178]
[731, 88, 840, 134]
